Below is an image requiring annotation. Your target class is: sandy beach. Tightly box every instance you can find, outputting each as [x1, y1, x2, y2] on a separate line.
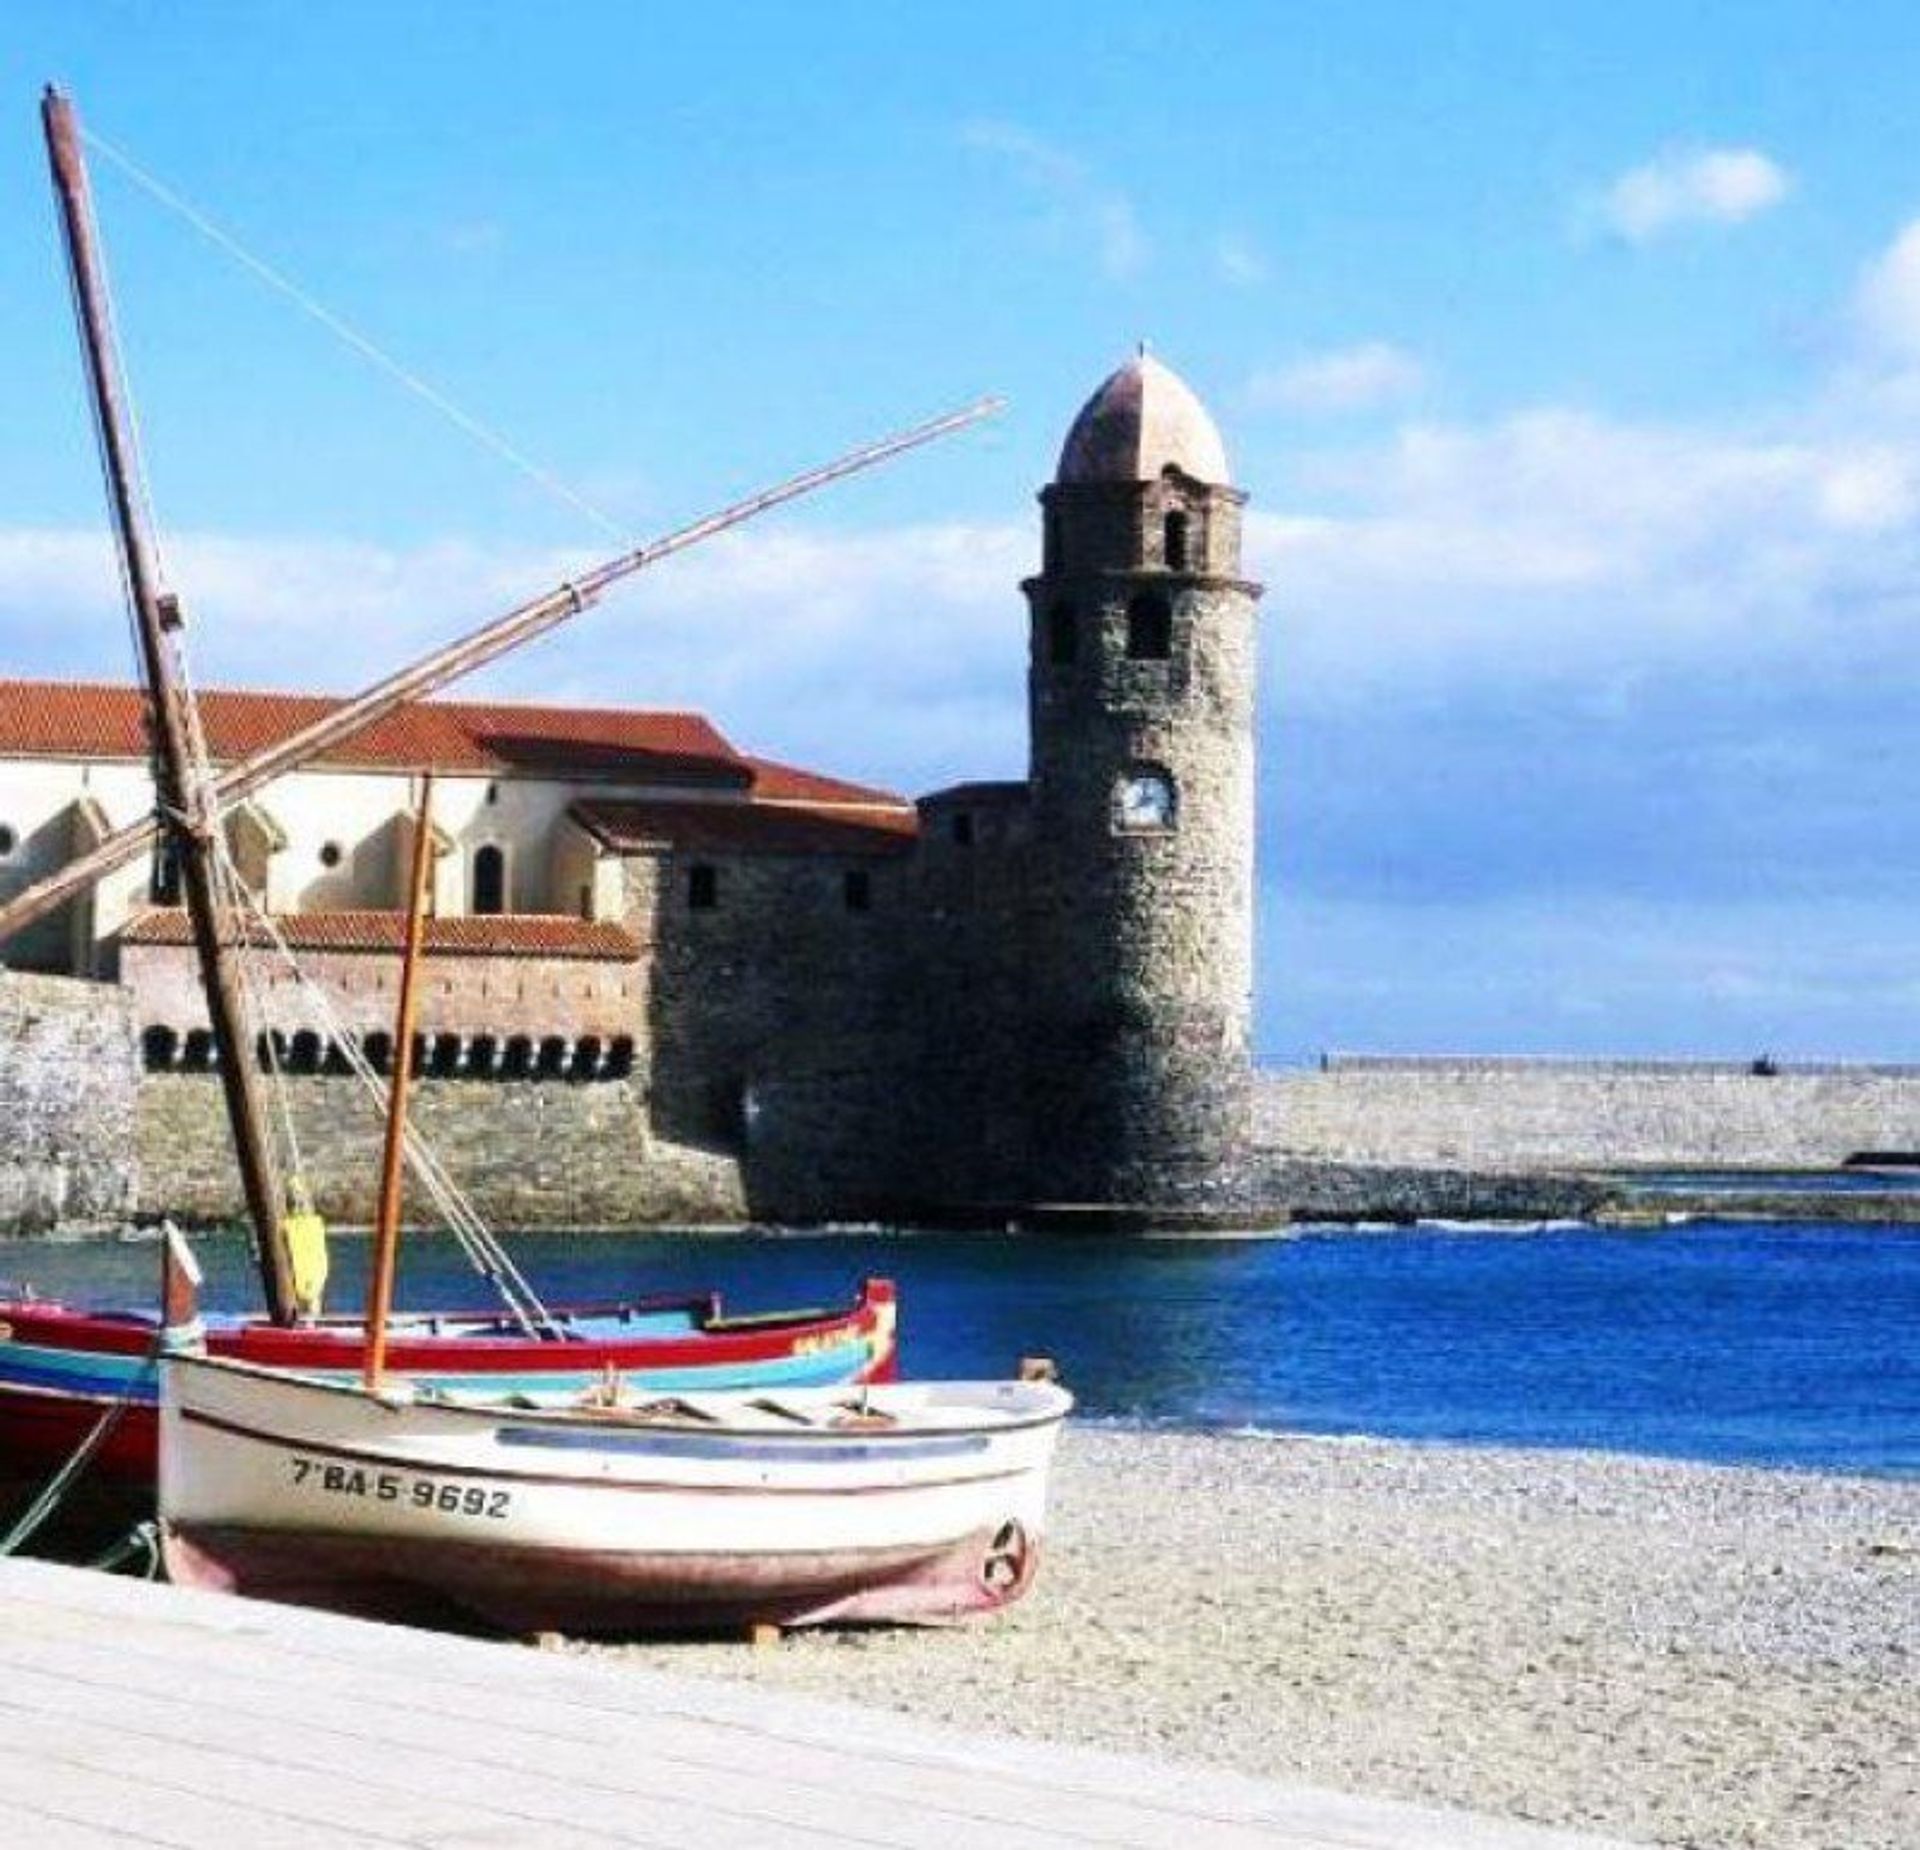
[588, 1429, 1917, 1850]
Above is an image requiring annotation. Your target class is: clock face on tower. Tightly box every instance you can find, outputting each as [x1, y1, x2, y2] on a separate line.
[1116, 768, 1176, 832]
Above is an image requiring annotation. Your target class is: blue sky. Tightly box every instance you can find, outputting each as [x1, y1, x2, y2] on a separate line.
[6, 3, 1920, 1064]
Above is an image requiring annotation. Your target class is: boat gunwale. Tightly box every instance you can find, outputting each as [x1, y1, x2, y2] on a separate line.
[0, 1278, 893, 1370]
[163, 1349, 1073, 1440]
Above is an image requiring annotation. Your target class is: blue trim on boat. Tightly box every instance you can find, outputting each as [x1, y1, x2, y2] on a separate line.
[0, 1337, 873, 1405]
[493, 1426, 989, 1464]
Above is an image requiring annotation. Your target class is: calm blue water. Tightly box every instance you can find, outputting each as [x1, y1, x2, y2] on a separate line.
[7, 1221, 1916, 1477]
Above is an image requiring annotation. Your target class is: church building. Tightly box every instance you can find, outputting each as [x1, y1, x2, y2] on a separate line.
[0, 354, 1262, 1225]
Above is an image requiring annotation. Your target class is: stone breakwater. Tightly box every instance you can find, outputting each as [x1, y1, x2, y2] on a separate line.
[595, 1430, 1920, 1850]
[1255, 1157, 1613, 1223]
[1262, 1057, 1920, 1172]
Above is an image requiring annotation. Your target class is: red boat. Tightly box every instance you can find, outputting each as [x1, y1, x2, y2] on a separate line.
[0, 1276, 898, 1554]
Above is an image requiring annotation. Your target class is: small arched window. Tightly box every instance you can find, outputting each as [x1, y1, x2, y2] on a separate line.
[1043, 505, 1062, 571]
[688, 863, 719, 910]
[471, 843, 506, 915]
[151, 842, 182, 906]
[1126, 591, 1173, 660]
[1163, 510, 1190, 571]
[1046, 599, 1078, 666]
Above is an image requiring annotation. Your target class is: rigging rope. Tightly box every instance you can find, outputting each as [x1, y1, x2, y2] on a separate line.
[79, 121, 627, 543]
[55, 178, 160, 766]
[80, 154, 172, 589]
[0, 1327, 163, 1558]
[221, 881, 557, 1337]
[161, 601, 552, 1334]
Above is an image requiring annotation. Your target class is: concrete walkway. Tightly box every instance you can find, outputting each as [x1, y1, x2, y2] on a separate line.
[0, 1557, 1642, 1848]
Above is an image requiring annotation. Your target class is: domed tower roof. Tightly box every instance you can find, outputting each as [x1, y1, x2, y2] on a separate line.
[1055, 350, 1232, 487]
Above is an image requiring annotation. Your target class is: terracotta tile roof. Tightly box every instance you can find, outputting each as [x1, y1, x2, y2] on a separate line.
[0, 679, 750, 786]
[741, 756, 915, 810]
[919, 780, 1030, 809]
[570, 799, 918, 859]
[121, 908, 641, 961]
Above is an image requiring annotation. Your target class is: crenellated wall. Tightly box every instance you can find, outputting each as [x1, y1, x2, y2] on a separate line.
[121, 939, 643, 1045]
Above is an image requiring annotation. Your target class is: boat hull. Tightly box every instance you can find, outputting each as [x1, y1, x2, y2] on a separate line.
[163, 1521, 1037, 1632]
[0, 1279, 897, 1553]
[160, 1354, 1067, 1635]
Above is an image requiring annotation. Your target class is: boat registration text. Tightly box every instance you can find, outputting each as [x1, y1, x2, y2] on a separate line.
[288, 1456, 512, 1519]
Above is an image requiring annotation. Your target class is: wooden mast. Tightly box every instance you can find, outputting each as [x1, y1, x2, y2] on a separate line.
[363, 773, 436, 1391]
[42, 86, 299, 1324]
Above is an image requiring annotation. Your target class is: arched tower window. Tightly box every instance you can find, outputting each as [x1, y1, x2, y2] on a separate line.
[1043, 504, 1062, 571]
[471, 843, 506, 915]
[1125, 591, 1173, 660]
[1163, 510, 1190, 571]
[1046, 599, 1078, 665]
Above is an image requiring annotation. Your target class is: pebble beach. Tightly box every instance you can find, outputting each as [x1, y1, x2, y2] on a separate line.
[591, 1428, 1918, 1850]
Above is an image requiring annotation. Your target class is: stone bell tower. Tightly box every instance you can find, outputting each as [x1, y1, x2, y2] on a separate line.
[1020, 351, 1260, 1213]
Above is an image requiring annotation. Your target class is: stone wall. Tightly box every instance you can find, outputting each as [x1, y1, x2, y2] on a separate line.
[895, 787, 1035, 1212]
[1257, 1057, 1920, 1170]
[0, 969, 139, 1232]
[137, 1072, 746, 1227]
[623, 844, 917, 1220]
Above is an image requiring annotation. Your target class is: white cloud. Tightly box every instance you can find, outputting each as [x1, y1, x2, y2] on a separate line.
[1853, 218, 1920, 365]
[1214, 232, 1269, 287]
[1814, 447, 1918, 529]
[0, 519, 1029, 799]
[960, 119, 1148, 279]
[1246, 342, 1424, 415]
[1248, 389, 1920, 713]
[1595, 146, 1791, 243]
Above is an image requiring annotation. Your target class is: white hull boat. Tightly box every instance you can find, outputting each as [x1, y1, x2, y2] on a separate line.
[159, 1352, 1071, 1634]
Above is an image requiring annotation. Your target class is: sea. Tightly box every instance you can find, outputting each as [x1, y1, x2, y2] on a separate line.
[8, 1218, 1917, 1479]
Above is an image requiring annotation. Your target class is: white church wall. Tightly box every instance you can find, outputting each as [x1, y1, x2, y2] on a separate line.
[0, 760, 157, 971]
